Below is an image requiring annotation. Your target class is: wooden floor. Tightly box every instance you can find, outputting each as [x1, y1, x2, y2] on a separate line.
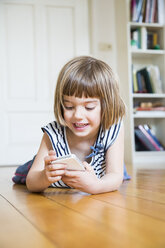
[0, 166, 165, 248]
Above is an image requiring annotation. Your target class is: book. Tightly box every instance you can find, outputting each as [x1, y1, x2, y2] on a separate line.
[145, 0, 151, 22]
[149, 0, 157, 23]
[132, 65, 162, 94]
[136, 71, 148, 92]
[135, 134, 149, 151]
[132, 66, 138, 93]
[135, 127, 158, 151]
[131, 0, 137, 22]
[154, 0, 158, 22]
[138, 125, 161, 150]
[147, 65, 163, 93]
[139, 0, 147, 22]
[136, 71, 144, 92]
[131, 28, 141, 49]
[157, 0, 164, 24]
[147, 31, 158, 49]
[136, 0, 144, 22]
[137, 67, 153, 93]
[153, 32, 158, 47]
[152, 0, 157, 22]
[141, 26, 147, 50]
[130, 0, 160, 24]
[143, 124, 164, 150]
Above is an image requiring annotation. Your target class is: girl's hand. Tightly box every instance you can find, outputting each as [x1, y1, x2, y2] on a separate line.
[44, 150, 67, 184]
[62, 162, 100, 194]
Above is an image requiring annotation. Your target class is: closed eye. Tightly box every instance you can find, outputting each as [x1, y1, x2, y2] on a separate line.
[64, 106, 74, 110]
[85, 107, 95, 110]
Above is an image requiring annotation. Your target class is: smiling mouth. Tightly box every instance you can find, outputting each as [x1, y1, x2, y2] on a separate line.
[73, 123, 88, 128]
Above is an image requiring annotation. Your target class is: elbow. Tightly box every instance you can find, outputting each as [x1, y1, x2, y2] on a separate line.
[26, 171, 49, 193]
[26, 184, 43, 193]
[26, 175, 42, 193]
[115, 175, 124, 190]
[109, 174, 123, 192]
[26, 174, 34, 192]
[26, 180, 35, 193]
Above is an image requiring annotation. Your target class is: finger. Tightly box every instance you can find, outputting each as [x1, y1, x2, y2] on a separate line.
[44, 155, 56, 166]
[47, 175, 62, 183]
[64, 170, 80, 178]
[48, 150, 56, 156]
[47, 163, 67, 171]
[49, 169, 66, 177]
[61, 177, 76, 186]
[83, 161, 93, 172]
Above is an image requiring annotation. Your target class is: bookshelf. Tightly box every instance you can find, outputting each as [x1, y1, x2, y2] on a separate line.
[126, 0, 165, 166]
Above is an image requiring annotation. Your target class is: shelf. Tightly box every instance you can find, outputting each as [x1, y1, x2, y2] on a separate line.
[134, 150, 165, 154]
[133, 150, 165, 166]
[130, 22, 164, 28]
[133, 111, 165, 118]
[131, 49, 165, 59]
[132, 93, 165, 98]
[127, 0, 165, 167]
[131, 49, 165, 54]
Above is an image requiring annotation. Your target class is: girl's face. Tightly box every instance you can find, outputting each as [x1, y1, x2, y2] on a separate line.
[63, 95, 101, 140]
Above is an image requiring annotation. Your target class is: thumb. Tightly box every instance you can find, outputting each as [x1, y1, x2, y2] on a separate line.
[83, 161, 93, 172]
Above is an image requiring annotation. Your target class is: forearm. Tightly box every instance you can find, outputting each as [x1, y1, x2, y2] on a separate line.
[92, 173, 123, 194]
[26, 169, 51, 192]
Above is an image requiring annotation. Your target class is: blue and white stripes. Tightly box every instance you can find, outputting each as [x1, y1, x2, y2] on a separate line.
[41, 120, 122, 187]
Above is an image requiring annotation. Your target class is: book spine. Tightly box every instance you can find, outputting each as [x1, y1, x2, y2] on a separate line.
[147, 65, 162, 93]
[151, 0, 157, 23]
[139, 0, 147, 22]
[132, 0, 137, 22]
[136, 71, 143, 92]
[142, 68, 153, 93]
[138, 125, 161, 150]
[141, 26, 147, 50]
[135, 128, 157, 151]
[145, 0, 151, 22]
[137, 0, 144, 22]
[132, 67, 139, 93]
[143, 125, 164, 150]
[131, 29, 140, 49]
[157, 0, 164, 24]
[154, 0, 158, 22]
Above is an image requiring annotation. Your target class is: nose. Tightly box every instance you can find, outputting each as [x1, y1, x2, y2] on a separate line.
[73, 106, 83, 119]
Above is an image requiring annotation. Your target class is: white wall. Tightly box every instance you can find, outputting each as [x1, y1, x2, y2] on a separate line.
[89, 0, 117, 72]
[0, 0, 90, 165]
[89, 0, 132, 164]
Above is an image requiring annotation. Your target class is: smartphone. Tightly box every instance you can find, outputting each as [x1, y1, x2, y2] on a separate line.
[51, 154, 85, 171]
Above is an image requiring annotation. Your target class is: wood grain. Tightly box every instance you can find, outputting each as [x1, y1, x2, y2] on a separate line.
[0, 166, 165, 248]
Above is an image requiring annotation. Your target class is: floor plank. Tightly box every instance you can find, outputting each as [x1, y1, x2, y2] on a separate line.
[42, 188, 165, 247]
[0, 166, 165, 248]
[0, 195, 56, 248]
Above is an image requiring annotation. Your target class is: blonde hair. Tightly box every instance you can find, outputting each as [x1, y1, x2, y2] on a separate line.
[54, 56, 125, 130]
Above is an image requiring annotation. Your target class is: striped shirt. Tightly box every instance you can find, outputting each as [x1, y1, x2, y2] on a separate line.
[42, 120, 121, 188]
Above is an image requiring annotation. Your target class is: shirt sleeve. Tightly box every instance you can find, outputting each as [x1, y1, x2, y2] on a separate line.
[41, 123, 57, 151]
[41, 121, 65, 157]
[104, 119, 123, 151]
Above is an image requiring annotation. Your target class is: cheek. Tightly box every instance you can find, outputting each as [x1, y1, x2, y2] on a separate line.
[63, 112, 68, 121]
[63, 110, 71, 122]
[96, 110, 101, 125]
[90, 109, 101, 123]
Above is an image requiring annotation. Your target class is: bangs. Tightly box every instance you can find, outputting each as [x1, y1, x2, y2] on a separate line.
[62, 73, 101, 98]
[54, 55, 125, 130]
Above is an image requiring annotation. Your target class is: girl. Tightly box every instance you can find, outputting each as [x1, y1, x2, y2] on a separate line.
[26, 56, 126, 194]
